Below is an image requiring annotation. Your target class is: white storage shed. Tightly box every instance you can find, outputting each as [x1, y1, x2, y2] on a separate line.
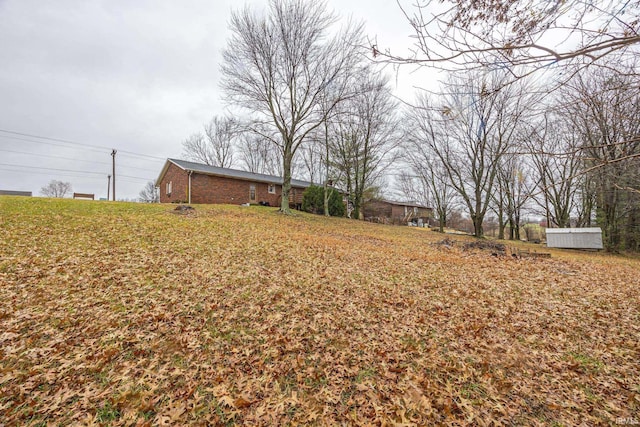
[546, 227, 603, 249]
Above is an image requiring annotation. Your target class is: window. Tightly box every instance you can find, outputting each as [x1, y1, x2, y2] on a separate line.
[249, 184, 256, 202]
[166, 181, 172, 196]
[268, 184, 276, 194]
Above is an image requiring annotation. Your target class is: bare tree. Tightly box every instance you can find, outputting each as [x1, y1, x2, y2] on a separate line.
[402, 142, 456, 232]
[329, 68, 400, 220]
[40, 180, 72, 198]
[182, 116, 237, 168]
[221, 0, 363, 213]
[311, 88, 348, 217]
[378, 0, 639, 84]
[496, 154, 534, 240]
[237, 133, 281, 176]
[139, 181, 159, 203]
[528, 116, 584, 228]
[182, 133, 207, 163]
[563, 66, 640, 251]
[298, 142, 325, 185]
[406, 71, 530, 237]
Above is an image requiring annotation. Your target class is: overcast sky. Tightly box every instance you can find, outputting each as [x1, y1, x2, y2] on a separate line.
[0, 0, 432, 200]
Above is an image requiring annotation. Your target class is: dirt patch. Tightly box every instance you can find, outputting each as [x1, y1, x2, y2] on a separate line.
[171, 205, 196, 215]
[432, 238, 457, 249]
[463, 240, 506, 254]
[433, 238, 551, 258]
[433, 238, 506, 254]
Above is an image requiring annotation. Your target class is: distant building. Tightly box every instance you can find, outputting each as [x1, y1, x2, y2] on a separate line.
[155, 158, 314, 208]
[546, 228, 603, 249]
[363, 199, 433, 226]
[0, 190, 32, 197]
[73, 193, 95, 200]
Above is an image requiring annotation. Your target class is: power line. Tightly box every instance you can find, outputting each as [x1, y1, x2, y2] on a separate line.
[0, 162, 105, 176]
[0, 148, 112, 166]
[0, 167, 153, 184]
[0, 128, 168, 161]
[0, 134, 109, 154]
[0, 167, 105, 179]
[0, 167, 149, 183]
[0, 148, 162, 173]
[0, 128, 110, 150]
[0, 162, 152, 181]
[0, 168, 151, 185]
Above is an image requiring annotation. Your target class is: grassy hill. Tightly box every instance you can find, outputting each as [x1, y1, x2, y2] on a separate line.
[1, 197, 638, 425]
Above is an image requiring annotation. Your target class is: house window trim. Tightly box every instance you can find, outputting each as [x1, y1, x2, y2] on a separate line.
[166, 181, 172, 196]
[268, 184, 276, 195]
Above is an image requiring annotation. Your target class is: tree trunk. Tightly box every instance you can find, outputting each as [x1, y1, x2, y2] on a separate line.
[352, 194, 361, 220]
[323, 126, 330, 217]
[508, 216, 516, 240]
[599, 179, 620, 252]
[472, 215, 484, 237]
[497, 204, 505, 240]
[280, 146, 293, 214]
[544, 190, 551, 229]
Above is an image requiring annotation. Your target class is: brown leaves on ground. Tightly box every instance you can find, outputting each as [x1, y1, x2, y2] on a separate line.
[0, 197, 639, 425]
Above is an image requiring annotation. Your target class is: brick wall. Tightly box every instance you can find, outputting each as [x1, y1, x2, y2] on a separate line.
[159, 163, 189, 203]
[363, 200, 393, 219]
[190, 173, 283, 205]
[391, 204, 407, 219]
[158, 162, 307, 206]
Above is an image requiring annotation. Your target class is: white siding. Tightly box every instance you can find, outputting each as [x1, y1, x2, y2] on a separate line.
[546, 228, 603, 249]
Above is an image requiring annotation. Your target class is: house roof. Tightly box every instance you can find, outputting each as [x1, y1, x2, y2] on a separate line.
[377, 199, 432, 209]
[156, 158, 315, 188]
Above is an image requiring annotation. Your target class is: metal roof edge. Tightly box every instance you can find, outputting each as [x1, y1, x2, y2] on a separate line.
[163, 158, 315, 188]
[545, 227, 602, 234]
[373, 198, 432, 209]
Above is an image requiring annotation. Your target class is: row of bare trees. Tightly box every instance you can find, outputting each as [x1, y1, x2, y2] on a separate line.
[179, 0, 400, 217]
[176, 0, 638, 251]
[384, 0, 640, 251]
[182, 65, 401, 219]
[401, 63, 640, 251]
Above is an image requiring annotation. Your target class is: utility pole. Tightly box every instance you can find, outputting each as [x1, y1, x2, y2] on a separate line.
[107, 174, 111, 201]
[111, 149, 117, 201]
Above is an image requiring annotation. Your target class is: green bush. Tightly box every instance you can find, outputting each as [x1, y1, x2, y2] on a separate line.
[302, 185, 345, 217]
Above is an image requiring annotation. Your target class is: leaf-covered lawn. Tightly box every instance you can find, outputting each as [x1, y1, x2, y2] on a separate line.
[1, 197, 638, 425]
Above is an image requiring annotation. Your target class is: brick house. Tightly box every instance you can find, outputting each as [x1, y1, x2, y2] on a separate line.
[363, 199, 433, 226]
[155, 158, 313, 207]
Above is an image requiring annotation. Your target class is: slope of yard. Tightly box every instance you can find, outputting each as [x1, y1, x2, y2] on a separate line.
[0, 196, 638, 425]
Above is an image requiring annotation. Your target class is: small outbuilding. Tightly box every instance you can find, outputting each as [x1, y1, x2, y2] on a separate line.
[546, 227, 603, 250]
[0, 190, 32, 197]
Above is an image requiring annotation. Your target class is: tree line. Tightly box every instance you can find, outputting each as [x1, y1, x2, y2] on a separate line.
[179, 0, 639, 252]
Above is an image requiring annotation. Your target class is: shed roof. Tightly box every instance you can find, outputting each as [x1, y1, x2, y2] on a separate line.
[546, 228, 602, 234]
[156, 158, 315, 188]
[0, 190, 32, 197]
[377, 199, 431, 209]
